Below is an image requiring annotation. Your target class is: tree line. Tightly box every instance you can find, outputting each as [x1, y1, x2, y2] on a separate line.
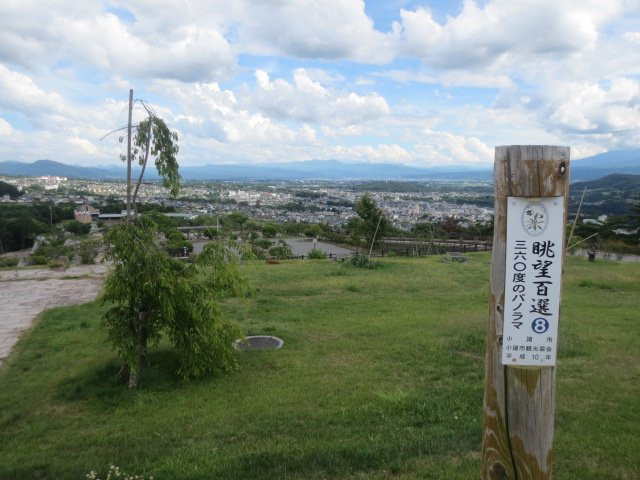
[0, 203, 75, 252]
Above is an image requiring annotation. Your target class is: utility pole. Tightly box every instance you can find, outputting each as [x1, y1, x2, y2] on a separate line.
[368, 212, 384, 259]
[126, 88, 133, 219]
[482, 145, 570, 480]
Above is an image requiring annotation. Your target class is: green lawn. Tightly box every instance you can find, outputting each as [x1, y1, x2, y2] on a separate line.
[0, 254, 638, 479]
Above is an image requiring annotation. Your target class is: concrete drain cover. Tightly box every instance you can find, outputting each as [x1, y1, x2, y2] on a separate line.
[234, 335, 284, 351]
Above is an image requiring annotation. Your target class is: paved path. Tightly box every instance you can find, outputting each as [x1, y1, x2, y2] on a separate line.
[0, 265, 108, 365]
[283, 237, 355, 258]
[191, 238, 356, 258]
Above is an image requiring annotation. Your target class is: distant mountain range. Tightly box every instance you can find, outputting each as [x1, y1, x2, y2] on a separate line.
[1, 149, 639, 182]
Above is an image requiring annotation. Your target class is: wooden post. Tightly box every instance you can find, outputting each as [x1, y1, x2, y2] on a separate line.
[482, 146, 570, 480]
[126, 88, 133, 219]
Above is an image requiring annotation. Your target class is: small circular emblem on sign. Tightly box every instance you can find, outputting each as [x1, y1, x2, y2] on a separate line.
[532, 317, 550, 334]
[521, 202, 549, 236]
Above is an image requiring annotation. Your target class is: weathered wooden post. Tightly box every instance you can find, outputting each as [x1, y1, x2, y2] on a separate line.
[482, 146, 570, 480]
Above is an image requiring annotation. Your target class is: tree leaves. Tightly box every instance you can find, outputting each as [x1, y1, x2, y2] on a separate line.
[133, 117, 181, 200]
[355, 192, 389, 249]
[101, 218, 244, 386]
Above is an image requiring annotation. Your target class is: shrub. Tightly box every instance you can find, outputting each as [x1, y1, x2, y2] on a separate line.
[304, 224, 323, 239]
[32, 255, 48, 265]
[350, 252, 381, 269]
[234, 242, 265, 261]
[166, 239, 193, 257]
[63, 220, 91, 236]
[166, 230, 185, 241]
[32, 237, 73, 264]
[307, 248, 327, 259]
[268, 241, 293, 260]
[262, 223, 278, 238]
[252, 238, 273, 249]
[203, 227, 219, 239]
[78, 238, 99, 264]
[0, 257, 19, 267]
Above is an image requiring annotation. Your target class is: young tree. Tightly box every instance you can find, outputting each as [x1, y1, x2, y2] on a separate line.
[100, 95, 243, 387]
[101, 218, 245, 387]
[227, 212, 249, 233]
[355, 193, 389, 252]
[261, 223, 278, 238]
[304, 224, 323, 239]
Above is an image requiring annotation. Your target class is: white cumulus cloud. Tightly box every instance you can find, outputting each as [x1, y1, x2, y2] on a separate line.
[415, 130, 493, 165]
[394, 0, 626, 69]
[548, 78, 640, 133]
[251, 69, 390, 127]
[236, 0, 395, 63]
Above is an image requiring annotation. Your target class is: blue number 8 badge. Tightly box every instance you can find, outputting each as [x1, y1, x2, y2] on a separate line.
[532, 317, 549, 334]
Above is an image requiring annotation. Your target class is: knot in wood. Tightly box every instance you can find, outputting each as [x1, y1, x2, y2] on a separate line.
[489, 462, 508, 480]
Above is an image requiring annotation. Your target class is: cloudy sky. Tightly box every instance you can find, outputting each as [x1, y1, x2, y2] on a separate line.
[1, 0, 639, 168]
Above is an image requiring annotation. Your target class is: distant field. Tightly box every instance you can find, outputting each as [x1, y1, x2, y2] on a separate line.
[0, 254, 638, 479]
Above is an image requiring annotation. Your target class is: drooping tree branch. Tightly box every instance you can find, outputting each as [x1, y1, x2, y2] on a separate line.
[129, 115, 181, 212]
[132, 120, 153, 214]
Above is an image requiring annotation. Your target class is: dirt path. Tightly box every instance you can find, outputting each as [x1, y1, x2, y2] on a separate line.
[0, 265, 108, 366]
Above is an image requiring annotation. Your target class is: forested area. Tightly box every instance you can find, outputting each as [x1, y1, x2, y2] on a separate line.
[0, 203, 74, 252]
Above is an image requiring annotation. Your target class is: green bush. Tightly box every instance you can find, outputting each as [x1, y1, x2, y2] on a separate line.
[32, 255, 48, 265]
[78, 239, 99, 264]
[304, 224, 323, 239]
[268, 241, 293, 260]
[262, 223, 278, 238]
[307, 248, 327, 259]
[236, 243, 266, 261]
[252, 238, 273, 249]
[63, 220, 91, 236]
[33, 238, 73, 263]
[0, 257, 19, 267]
[350, 252, 381, 269]
[166, 230, 186, 241]
[166, 239, 193, 257]
[203, 227, 220, 239]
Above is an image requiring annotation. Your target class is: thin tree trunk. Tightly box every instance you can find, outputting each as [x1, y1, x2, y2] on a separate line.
[126, 89, 133, 220]
[128, 362, 140, 388]
[128, 313, 149, 388]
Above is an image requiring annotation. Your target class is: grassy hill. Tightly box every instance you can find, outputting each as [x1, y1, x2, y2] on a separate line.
[569, 174, 640, 218]
[572, 173, 640, 191]
[0, 255, 638, 479]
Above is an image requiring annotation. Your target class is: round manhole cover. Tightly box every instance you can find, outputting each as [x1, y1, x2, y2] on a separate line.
[234, 335, 284, 351]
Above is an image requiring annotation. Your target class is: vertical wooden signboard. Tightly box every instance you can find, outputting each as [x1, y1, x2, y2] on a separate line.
[482, 146, 570, 480]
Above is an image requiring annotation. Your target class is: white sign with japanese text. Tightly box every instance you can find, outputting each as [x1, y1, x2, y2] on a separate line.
[502, 197, 565, 366]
